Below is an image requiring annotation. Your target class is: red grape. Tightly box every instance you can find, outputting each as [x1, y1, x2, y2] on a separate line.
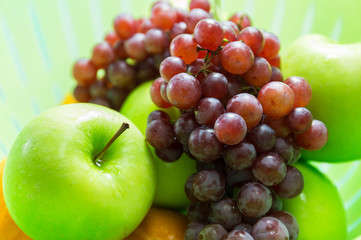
[284, 76, 312, 109]
[185, 8, 210, 34]
[73, 59, 97, 86]
[295, 119, 328, 151]
[150, 2, 177, 30]
[194, 19, 224, 51]
[258, 81, 295, 119]
[91, 42, 115, 69]
[214, 112, 247, 145]
[166, 73, 202, 109]
[159, 56, 187, 82]
[237, 26, 264, 55]
[226, 93, 263, 129]
[189, 0, 211, 12]
[170, 34, 198, 64]
[113, 13, 136, 39]
[259, 31, 280, 60]
[243, 56, 272, 88]
[221, 41, 254, 75]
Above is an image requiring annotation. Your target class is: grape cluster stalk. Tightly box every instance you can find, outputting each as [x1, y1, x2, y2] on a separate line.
[144, 0, 329, 240]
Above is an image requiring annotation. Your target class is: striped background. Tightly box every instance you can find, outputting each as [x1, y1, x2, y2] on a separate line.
[0, 0, 360, 238]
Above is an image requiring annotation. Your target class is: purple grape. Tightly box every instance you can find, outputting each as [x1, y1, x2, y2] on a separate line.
[269, 211, 299, 240]
[193, 169, 225, 202]
[145, 119, 175, 149]
[272, 137, 294, 163]
[251, 152, 287, 186]
[273, 165, 304, 199]
[147, 110, 170, 124]
[223, 230, 254, 240]
[174, 112, 201, 145]
[236, 182, 272, 218]
[249, 124, 276, 153]
[252, 217, 290, 240]
[223, 142, 256, 170]
[195, 97, 225, 126]
[198, 224, 228, 240]
[232, 223, 253, 234]
[187, 202, 210, 222]
[155, 140, 183, 162]
[188, 127, 223, 163]
[185, 222, 206, 240]
[208, 198, 242, 229]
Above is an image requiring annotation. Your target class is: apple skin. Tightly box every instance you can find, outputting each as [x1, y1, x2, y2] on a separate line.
[282, 162, 347, 240]
[3, 103, 156, 240]
[282, 34, 361, 162]
[121, 81, 197, 209]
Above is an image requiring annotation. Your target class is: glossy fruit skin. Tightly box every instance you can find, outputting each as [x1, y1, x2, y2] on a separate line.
[121, 81, 196, 209]
[282, 162, 347, 240]
[3, 103, 156, 240]
[282, 34, 361, 162]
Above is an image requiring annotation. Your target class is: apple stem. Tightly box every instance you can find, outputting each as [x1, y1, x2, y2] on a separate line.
[94, 122, 129, 166]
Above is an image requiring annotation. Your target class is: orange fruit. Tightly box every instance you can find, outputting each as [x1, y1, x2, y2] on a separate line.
[0, 158, 31, 240]
[126, 207, 189, 240]
[61, 93, 79, 104]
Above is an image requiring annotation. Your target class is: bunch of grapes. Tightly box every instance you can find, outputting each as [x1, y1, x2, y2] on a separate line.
[145, 0, 328, 239]
[72, 0, 199, 110]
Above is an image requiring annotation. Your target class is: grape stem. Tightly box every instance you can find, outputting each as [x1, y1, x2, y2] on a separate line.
[94, 122, 129, 166]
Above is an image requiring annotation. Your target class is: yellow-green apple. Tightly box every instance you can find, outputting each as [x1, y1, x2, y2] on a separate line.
[121, 80, 197, 209]
[3, 103, 156, 240]
[282, 34, 361, 162]
[282, 162, 347, 239]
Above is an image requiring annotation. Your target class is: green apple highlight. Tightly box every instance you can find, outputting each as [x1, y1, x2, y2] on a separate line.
[3, 103, 156, 240]
[121, 80, 197, 209]
[283, 162, 347, 239]
[282, 34, 361, 162]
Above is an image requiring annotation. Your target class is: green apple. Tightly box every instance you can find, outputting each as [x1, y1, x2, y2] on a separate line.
[121, 80, 197, 209]
[3, 103, 156, 240]
[282, 34, 361, 162]
[282, 162, 347, 240]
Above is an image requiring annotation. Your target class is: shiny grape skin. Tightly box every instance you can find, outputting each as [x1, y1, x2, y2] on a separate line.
[144, 28, 169, 54]
[273, 165, 304, 199]
[150, 77, 172, 108]
[258, 31, 281, 60]
[249, 124, 276, 153]
[284, 76, 312, 109]
[226, 93, 263, 129]
[166, 73, 202, 110]
[223, 142, 256, 170]
[258, 81, 295, 119]
[233, 224, 253, 234]
[185, 173, 198, 203]
[214, 112, 247, 145]
[243, 57, 272, 88]
[170, 34, 198, 64]
[236, 182, 272, 218]
[194, 19, 224, 51]
[237, 26, 265, 55]
[208, 197, 243, 229]
[201, 72, 228, 100]
[221, 41, 254, 75]
[188, 127, 224, 163]
[198, 224, 228, 240]
[145, 119, 175, 149]
[272, 137, 294, 163]
[295, 119, 328, 151]
[223, 230, 255, 240]
[269, 211, 299, 240]
[174, 112, 201, 145]
[251, 152, 287, 186]
[287, 107, 313, 134]
[159, 56, 187, 82]
[195, 98, 225, 126]
[192, 169, 225, 202]
[262, 116, 291, 138]
[147, 110, 170, 124]
[229, 11, 252, 30]
[252, 217, 290, 240]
